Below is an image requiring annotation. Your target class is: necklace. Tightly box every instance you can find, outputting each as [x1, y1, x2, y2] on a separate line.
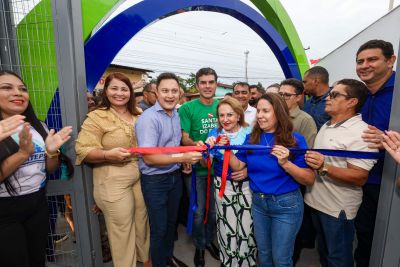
[263, 133, 274, 147]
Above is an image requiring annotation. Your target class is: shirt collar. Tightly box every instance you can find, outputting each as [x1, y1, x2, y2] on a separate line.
[370, 71, 396, 95]
[245, 104, 255, 113]
[326, 114, 361, 128]
[154, 101, 177, 117]
[310, 90, 330, 103]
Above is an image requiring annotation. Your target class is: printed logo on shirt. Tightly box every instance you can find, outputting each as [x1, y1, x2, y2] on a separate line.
[208, 113, 214, 118]
[0, 126, 47, 196]
[22, 142, 45, 166]
[200, 117, 218, 134]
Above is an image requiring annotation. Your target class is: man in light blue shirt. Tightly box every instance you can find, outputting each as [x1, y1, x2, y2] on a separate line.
[136, 72, 202, 267]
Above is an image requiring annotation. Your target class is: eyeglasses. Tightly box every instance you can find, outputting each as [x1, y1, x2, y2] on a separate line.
[327, 91, 351, 99]
[278, 92, 298, 100]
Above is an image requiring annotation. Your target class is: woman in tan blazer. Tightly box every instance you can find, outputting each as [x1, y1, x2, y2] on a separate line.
[76, 72, 150, 267]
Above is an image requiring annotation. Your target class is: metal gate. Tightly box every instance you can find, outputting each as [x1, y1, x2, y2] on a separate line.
[0, 0, 103, 266]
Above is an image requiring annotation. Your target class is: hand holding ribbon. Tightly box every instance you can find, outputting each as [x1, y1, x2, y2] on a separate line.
[305, 151, 325, 170]
[104, 147, 132, 162]
[271, 145, 291, 166]
[180, 151, 203, 164]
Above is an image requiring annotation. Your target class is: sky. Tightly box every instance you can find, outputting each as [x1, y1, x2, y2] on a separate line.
[104, 0, 400, 87]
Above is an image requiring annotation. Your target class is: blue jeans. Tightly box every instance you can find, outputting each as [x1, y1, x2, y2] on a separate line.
[141, 170, 182, 267]
[184, 173, 216, 249]
[311, 208, 355, 267]
[252, 189, 303, 267]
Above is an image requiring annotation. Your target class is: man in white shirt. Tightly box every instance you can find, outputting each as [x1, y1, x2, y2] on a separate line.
[304, 79, 378, 267]
[232, 82, 256, 125]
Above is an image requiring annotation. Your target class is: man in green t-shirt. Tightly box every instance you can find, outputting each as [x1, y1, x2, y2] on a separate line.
[178, 67, 220, 267]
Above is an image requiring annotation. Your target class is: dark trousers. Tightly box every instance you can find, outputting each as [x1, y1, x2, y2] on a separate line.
[354, 183, 381, 267]
[0, 189, 49, 267]
[184, 173, 216, 249]
[141, 170, 183, 267]
[311, 208, 354, 267]
[293, 186, 316, 264]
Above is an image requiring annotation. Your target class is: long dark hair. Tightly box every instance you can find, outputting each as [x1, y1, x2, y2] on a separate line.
[0, 70, 73, 195]
[97, 72, 141, 115]
[249, 93, 297, 148]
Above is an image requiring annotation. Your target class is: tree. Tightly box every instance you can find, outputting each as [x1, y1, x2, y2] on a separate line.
[183, 73, 197, 93]
[177, 76, 188, 91]
[175, 73, 197, 93]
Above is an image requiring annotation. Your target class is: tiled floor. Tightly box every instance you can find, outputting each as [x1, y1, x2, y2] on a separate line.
[48, 215, 320, 266]
[138, 225, 320, 267]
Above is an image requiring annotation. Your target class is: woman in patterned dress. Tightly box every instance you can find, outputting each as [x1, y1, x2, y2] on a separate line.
[204, 97, 257, 267]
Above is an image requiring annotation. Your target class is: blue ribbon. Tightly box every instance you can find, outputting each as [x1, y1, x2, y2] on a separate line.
[213, 145, 384, 159]
[186, 164, 198, 235]
[185, 145, 382, 235]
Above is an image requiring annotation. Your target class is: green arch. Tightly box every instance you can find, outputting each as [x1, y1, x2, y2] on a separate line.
[250, 0, 309, 75]
[16, 0, 308, 119]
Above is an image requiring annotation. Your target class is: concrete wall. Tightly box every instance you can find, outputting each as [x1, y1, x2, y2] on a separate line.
[317, 6, 400, 85]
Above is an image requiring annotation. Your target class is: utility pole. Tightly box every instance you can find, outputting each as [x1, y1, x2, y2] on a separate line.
[244, 50, 249, 82]
[389, 0, 394, 11]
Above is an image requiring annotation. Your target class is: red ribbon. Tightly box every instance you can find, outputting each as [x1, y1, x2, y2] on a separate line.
[203, 135, 230, 224]
[215, 135, 231, 199]
[128, 142, 228, 225]
[127, 145, 206, 154]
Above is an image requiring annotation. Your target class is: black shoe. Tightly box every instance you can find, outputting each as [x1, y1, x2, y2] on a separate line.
[168, 256, 188, 267]
[194, 248, 205, 267]
[205, 243, 220, 260]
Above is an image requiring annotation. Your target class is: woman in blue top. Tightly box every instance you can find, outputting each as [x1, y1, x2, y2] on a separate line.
[204, 97, 256, 266]
[221, 93, 315, 267]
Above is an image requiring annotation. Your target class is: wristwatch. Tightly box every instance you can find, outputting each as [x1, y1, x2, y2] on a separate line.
[317, 162, 330, 176]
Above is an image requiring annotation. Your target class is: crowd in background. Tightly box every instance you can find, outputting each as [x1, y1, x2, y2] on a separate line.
[0, 39, 399, 267]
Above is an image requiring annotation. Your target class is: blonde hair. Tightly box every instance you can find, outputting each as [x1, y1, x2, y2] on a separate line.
[216, 96, 248, 131]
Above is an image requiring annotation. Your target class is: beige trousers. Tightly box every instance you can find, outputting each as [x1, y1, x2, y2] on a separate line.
[94, 164, 150, 267]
